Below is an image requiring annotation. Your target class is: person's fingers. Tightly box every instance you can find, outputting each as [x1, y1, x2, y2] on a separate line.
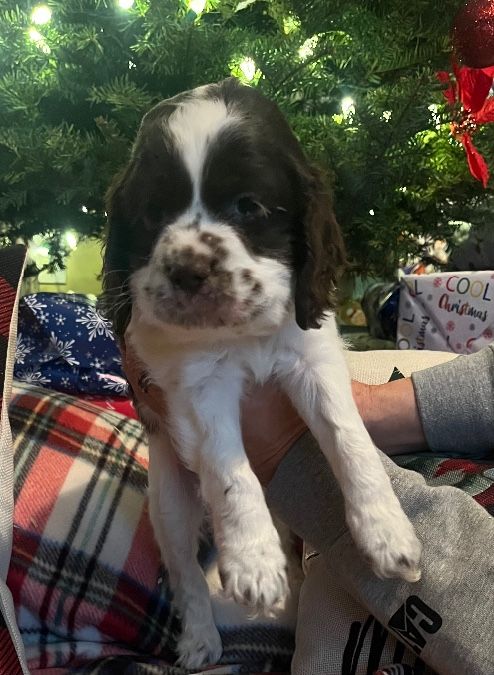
[121, 342, 307, 486]
[121, 342, 167, 417]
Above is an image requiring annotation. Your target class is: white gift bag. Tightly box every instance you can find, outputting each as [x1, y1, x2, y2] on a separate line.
[397, 272, 494, 353]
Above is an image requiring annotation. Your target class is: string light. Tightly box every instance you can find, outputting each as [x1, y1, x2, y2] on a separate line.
[64, 230, 78, 251]
[31, 5, 52, 25]
[189, 0, 206, 14]
[369, 209, 375, 216]
[28, 27, 51, 53]
[239, 57, 256, 81]
[117, 0, 134, 9]
[428, 103, 442, 130]
[341, 96, 355, 118]
[381, 110, 392, 122]
[29, 28, 43, 42]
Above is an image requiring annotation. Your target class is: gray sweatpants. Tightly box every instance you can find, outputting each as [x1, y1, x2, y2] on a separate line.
[266, 432, 494, 675]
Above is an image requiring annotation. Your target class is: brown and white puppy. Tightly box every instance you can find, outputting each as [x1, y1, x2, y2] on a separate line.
[102, 78, 421, 669]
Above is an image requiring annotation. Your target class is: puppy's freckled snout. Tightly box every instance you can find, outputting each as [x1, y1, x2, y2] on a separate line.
[168, 264, 208, 293]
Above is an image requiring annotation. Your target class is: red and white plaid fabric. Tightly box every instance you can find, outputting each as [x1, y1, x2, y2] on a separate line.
[7, 382, 295, 674]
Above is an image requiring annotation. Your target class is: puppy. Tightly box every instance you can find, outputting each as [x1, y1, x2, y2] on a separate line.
[102, 78, 421, 669]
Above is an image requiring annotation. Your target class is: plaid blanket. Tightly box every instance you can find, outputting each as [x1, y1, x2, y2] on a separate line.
[7, 382, 296, 674]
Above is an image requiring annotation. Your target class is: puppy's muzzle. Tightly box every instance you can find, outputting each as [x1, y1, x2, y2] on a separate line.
[168, 263, 208, 293]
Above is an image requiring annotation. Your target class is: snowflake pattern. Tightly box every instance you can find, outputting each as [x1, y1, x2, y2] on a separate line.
[38, 310, 49, 325]
[446, 321, 455, 332]
[76, 307, 114, 342]
[49, 332, 80, 366]
[14, 292, 125, 397]
[15, 334, 35, 365]
[23, 295, 47, 312]
[102, 378, 129, 395]
[433, 277, 442, 287]
[15, 368, 51, 386]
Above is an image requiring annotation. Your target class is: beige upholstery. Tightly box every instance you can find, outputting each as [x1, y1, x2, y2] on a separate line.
[346, 348, 457, 385]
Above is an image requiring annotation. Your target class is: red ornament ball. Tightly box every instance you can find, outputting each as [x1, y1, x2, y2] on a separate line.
[452, 0, 494, 68]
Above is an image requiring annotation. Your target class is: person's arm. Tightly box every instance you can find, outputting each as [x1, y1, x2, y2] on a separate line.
[411, 344, 494, 456]
[354, 345, 494, 458]
[352, 377, 427, 455]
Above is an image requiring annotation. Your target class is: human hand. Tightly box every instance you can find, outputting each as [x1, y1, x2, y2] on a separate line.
[121, 341, 307, 486]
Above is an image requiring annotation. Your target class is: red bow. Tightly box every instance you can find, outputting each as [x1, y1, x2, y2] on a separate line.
[437, 62, 494, 187]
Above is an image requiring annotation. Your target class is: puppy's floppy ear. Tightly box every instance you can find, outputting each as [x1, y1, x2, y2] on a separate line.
[99, 166, 134, 339]
[294, 165, 347, 330]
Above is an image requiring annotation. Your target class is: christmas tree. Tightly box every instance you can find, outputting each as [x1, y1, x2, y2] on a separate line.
[1, 0, 493, 275]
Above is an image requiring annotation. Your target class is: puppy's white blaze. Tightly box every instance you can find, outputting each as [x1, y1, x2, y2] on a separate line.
[166, 98, 240, 197]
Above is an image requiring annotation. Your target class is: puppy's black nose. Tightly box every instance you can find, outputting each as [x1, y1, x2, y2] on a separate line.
[169, 265, 207, 293]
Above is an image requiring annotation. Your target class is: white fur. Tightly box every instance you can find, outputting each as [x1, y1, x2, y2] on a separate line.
[128, 92, 421, 669]
[166, 97, 240, 202]
[127, 311, 422, 669]
[133, 218, 292, 336]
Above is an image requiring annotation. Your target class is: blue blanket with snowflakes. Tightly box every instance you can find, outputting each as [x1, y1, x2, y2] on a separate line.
[14, 293, 128, 397]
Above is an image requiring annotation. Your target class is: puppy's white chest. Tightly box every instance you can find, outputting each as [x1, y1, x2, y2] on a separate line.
[127, 317, 285, 391]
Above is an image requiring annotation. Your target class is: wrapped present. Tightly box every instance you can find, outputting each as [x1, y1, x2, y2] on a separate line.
[14, 292, 128, 396]
[397, 271, 494, 353]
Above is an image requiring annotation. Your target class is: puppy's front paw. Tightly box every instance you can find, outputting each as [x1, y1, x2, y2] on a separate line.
[220, 529, 289, 614]
[348, 500, 422, 583]
[176, 621, 222, 670]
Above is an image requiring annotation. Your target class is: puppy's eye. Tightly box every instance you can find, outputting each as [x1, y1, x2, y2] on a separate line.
[235, 196, 267, 218]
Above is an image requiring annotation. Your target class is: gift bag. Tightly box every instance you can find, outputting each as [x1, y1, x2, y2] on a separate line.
[397, 272, 494, 353]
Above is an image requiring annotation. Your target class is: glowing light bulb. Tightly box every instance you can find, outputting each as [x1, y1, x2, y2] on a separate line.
[28, 27, 51, 53]
[381, 110, 392, 121]
[369, 209, 375, 216]
[29, 28, 43, 42]
[64, 230, 78, 250]
[31, 5, 52, 25]
[189, 0, 206, 13]
[239, 57, 256, 82]
[341, 96, 355, 117]
[118, 0, 134, 9]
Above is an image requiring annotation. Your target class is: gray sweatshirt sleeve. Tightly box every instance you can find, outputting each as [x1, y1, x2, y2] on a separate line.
[411, 345, 494, 457]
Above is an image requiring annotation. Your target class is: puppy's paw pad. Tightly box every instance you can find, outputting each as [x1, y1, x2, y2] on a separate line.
[220, 537, 289, 614]
[176, 624, 222, 669]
